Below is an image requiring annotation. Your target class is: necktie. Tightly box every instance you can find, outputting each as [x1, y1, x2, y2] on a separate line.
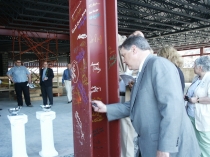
[42, 69, 46, 81]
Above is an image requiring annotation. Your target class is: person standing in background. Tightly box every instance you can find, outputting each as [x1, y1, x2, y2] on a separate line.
[185, 56, 210, 157]
[157, 46, 185, 92]
[62, 63, 72, 103]
[40, 61, 54, 106]
[7, 59, 33, 108]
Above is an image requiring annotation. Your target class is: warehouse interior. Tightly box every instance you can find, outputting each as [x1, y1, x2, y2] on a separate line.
[0, 0, 210, 156]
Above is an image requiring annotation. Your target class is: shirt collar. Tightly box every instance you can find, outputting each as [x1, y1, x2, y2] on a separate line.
[138, 55, 148, 73]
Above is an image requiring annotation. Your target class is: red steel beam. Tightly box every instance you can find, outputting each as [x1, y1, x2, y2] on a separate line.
[0, 28, 69, 40]
[177, 47, 210, 51]
[182, 53, 210, 57]
[175, 44, 210, 51]
[200, 47, 204, 56]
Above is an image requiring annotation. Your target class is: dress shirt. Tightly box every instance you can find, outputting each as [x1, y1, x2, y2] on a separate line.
[136, 55, 148, 79]
[42, 68, 47, 81]
[7, 66, 30, 83]
[62, 69, 72, 84]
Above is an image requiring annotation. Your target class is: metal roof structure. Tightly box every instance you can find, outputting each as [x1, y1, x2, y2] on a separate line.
[0, 0, 210, 53]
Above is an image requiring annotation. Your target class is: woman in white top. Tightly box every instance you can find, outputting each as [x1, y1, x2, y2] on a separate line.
[185, 55, 210, 157]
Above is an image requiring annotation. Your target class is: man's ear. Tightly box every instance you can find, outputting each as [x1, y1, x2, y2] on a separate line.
[131, 45, 137, 55]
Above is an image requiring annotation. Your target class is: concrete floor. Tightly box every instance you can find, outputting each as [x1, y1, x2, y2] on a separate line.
[0, 83, 191, 157]
[0, 96, 74, 157]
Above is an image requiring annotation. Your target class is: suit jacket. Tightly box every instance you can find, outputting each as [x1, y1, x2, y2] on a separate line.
[40, 68, 54, 87]
[107, 55, 200, 157]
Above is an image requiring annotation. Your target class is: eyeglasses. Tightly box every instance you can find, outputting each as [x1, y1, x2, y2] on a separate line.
[16, 62, 21, 63]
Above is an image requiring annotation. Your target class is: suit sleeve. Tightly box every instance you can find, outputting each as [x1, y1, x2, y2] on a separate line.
[152, 59, 184, 153]
[40, 69, 42, 82]
[106, 101, 131, 121]
[48, 68, 54, 80]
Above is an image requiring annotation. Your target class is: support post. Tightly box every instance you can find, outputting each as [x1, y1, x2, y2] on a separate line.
[200, 47, 204, 56]
[36, 111, 58, 157]
[69, 0, 120, 156]
[8, 114, 28, 157]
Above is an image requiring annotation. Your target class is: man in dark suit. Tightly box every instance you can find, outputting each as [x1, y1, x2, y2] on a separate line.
[40, 61, 54, 105]
[92, 36, 200, 157]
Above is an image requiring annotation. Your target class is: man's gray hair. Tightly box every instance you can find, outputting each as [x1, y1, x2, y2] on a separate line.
[119, 35, 151, 51]
[195, 55, 210, 72]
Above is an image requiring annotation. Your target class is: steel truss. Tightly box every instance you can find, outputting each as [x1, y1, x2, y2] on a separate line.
[118, 0, 210, 51]
[0, 0, 210, 52]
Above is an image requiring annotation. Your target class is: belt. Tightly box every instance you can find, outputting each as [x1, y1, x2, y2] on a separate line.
[65, 80, 71, 81]
[119, 92, 125, 96]
[15, 81, 27, 83]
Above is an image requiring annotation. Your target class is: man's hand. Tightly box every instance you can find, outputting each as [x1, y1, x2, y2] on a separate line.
[128, 80, 135, 90]
[10, 78, 13, 83]
[156, 151, 169, 157]
[62, 83, 64, 86]
[44, 77, 48, 80]
[28, 74, 32, 84]
[91, 100, 107, 113]
[8, 76, 13, 82]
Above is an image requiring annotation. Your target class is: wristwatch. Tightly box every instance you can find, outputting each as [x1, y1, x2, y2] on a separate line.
[197, 97, 199, 103]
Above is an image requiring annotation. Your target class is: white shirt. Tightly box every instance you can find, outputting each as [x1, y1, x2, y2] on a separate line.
[187, 79, 201, 117]
[194, 72, 210, 131]
[137, 55, 148, 79]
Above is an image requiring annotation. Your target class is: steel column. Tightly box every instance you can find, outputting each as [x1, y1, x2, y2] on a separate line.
[200, 47, 204, 56]
[106, 0, 121, 156]
[70, 0, 120, 156]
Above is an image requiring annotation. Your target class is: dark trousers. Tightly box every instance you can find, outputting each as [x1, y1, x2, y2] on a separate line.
[41, 86, 53, 105]
[14, 81, 31, 106]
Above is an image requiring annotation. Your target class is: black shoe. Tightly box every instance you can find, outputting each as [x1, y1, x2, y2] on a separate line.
[68, 100, 72, 103]
[27, 104, 33, 107]
[0, 108, 2, 110]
